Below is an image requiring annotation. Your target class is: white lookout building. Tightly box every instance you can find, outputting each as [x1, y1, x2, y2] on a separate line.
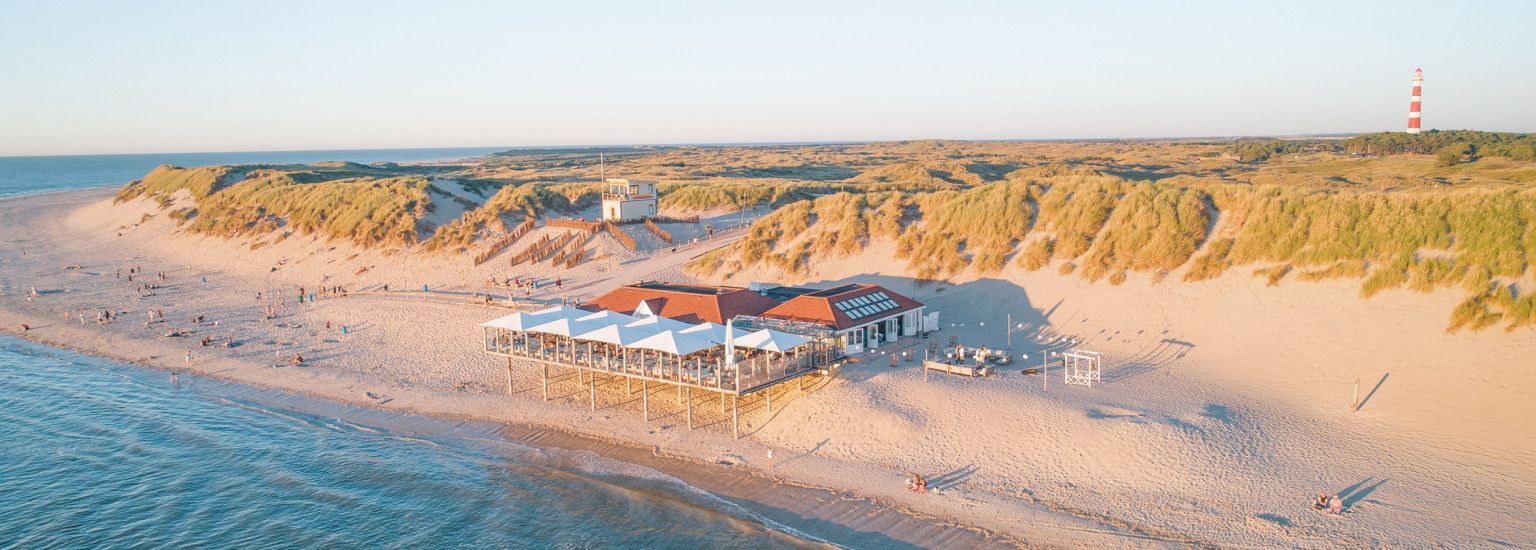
[601, 178, 658, 222]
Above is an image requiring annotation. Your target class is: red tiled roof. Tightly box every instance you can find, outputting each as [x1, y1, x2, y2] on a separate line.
[583, 283, 780, 324]
[761, 284, 923, 331]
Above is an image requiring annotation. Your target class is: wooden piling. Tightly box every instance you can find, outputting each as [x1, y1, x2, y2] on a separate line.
[589, 371, 596, 411]
[541, 364, 549, 401]
[642, 380, 650, 421]
[732, 395, 739, 439]
[505, 357, 513, 396]
[686, 387, 693, 430]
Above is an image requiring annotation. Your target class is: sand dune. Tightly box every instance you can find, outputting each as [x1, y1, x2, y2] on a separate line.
[1, 189, 1532, 547]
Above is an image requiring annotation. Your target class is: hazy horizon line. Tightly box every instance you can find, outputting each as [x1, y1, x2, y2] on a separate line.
[9, 130, 1522, 160]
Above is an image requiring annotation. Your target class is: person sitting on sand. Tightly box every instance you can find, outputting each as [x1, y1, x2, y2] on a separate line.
[290, 354, 305, 366]
[909, 473, 927, 493]
[1328, 495, 1343, 514]
[20, 324, 29, 332]
[1313, 492, 1329, 510]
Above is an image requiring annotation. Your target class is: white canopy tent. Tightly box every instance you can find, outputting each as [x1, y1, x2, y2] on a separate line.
[526, 317, 599, 337]
[577, 309, 639, 325]
[480, 309, 573, 331]
[530, 304, 585, 319]
[679, 321, 728, 343]
[625, 315, 694, 332]
[480, 312, 534, 330]
[734, 329, 810, 353]
[629, 330, 717, 356]
[573, 323, 656, 346]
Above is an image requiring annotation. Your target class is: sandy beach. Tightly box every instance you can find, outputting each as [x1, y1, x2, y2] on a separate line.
[3, 187, 1534, 548]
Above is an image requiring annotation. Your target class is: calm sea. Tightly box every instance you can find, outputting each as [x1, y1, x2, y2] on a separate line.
[0, 337, 821, 548]
[0, 147, 508, 199]
[0, 150, 829, 548]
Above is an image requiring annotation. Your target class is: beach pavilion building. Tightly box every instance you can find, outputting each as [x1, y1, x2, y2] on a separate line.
[585, 281, 927, 355]
[480, 281, 927, 435]
[480, 302, 837, 437]
[582, 281, 781, 324]
[759, 283, 926, 354]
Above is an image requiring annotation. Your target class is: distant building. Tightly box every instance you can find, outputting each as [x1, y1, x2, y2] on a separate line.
[601, 178, 657, 221]
[1406, 68, 1423, 134]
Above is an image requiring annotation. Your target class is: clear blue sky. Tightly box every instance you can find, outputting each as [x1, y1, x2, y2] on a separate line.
[2, 0, 1532, 156]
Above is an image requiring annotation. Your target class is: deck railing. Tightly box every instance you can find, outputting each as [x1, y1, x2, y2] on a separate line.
[483, 328, 830, 394]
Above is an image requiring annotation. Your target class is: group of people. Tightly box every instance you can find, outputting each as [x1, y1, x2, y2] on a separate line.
[948, 344, 997, 364]
[908, 473, 928, 493]
[1313, 493, 1344, 514]
[487, 276, 561, 296]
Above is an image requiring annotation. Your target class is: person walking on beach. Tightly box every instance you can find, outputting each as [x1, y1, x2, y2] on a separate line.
[184, 350, 193, 366]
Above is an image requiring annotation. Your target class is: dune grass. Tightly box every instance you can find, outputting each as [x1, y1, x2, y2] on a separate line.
[120, 140, 1536, 333]
[115, 165, 232, 202]
[696, 166, 1536, 332]
[896, 180, 1032, 278]
[659, 182, 814, 212]
[184, 170, 432, 246]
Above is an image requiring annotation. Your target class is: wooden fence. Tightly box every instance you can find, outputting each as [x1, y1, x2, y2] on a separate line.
[603, 221, 638, 251]
[509, 234, 550, 266]
[473, 218, 538, 265]
[642, 217, 673, 244]
[547, 217, 602, 234]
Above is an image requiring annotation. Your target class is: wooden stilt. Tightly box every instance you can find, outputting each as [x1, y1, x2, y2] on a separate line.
[720, 391, 725, 413]
[506, 357, 513, 396]
[732, 395, 739, 439]
[541, 364, 549, 401]
[642, 380, 649, 421]
[686, 386, 693, 430]
[766, 386, 772, 413]
[589, 370, 596, 411]
[626, 376, 632, 396]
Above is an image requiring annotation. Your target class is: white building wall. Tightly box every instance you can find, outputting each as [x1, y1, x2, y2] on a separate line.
[603, 199, 657, 221]
[835, 306, 925, 352]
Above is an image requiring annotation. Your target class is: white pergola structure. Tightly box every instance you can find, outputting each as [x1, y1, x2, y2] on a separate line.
[480, 305, 838, 437]
[1062, 348, 1103, 387]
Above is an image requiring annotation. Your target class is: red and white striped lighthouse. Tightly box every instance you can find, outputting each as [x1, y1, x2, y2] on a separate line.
[1406, 68, 1423, 134]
